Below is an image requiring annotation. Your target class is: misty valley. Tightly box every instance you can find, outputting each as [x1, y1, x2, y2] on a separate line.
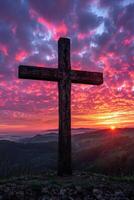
[0, 128, 134, 178]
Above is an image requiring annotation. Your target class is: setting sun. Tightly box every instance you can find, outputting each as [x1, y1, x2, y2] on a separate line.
[110, 125, 116, 130]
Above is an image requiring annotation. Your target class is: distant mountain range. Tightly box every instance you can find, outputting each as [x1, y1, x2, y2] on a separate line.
[0, 128, 96, 141]
[0, 128, 134, 177]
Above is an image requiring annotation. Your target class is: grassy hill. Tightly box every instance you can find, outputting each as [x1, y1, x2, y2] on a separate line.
[0, 172, 134, 199]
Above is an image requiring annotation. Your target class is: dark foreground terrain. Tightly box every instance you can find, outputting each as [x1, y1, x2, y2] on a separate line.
[0, 128, 134, 199]
[0, 172, 134, 200]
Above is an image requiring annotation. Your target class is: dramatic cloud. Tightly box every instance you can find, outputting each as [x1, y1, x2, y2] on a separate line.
[0, 0, 133, 133]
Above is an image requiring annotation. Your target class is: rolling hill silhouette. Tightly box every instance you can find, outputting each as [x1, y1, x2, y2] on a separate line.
[0, 128, 134, 177]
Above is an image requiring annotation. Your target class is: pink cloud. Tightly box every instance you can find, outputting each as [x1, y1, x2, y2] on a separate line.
[123, 36, 134, 46]
[77, 31, 95, 40]
[30, 9, 68, 40]
[15, 50, 29, 62]
[0, 44, 8, 56]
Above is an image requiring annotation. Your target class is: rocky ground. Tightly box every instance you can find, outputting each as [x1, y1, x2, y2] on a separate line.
[0, 172, 134, 200]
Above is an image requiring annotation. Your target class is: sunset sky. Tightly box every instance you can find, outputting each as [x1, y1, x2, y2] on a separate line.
[0, 0, 134, 133]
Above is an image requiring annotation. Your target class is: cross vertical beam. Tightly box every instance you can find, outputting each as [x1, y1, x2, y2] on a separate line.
[58, 38, 72, 176]
[18, 37, 103, 176]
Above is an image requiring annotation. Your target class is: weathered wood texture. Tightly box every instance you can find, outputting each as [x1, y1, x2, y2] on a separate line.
[71, 70, 103, 85]
[19, 65, 59, 82]
[58, 38, 72, 176]
[18, 37, 103, 176]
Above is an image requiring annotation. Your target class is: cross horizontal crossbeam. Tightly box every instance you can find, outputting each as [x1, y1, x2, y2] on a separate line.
[19, 65, 103, 85]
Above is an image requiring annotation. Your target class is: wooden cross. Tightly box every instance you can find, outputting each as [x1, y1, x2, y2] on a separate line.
[18, 37, 103, 176]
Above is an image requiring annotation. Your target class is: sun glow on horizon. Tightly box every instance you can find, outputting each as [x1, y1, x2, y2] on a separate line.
[110, 125, 116, 130]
